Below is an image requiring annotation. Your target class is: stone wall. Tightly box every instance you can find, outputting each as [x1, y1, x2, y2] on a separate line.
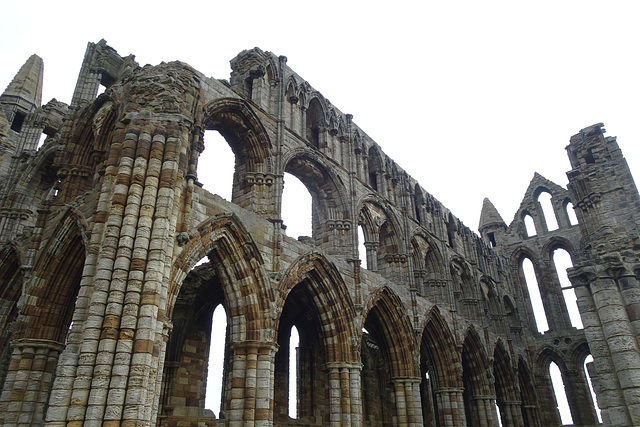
[0, 40, 637, 426]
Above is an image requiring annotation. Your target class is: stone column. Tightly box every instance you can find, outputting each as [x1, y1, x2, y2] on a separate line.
[326, 362, 362, 426]
[392, 377, 424, 426]
[500, 400, 525, 427]
[433, 387, 466, 427]
[229, 341, 277, 427]
[468, 395, 498, 427]
[364, 242, 378, 272]
[590, 274, 640, 425]
[0, 339, 64, 427]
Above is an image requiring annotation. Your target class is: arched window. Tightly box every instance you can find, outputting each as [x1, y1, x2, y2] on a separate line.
[538, 191, 558, 231]
[289, 326, 299, 418]
[552, 248, 583, 329]
[205, 304, 227, 416]
[523, 213, 536, 237]
[549, 361, 572, 425]
[306, 98, 324, 148]
[281, 172, 312, 239]
[358, 225, 368, 269]
[200, 130, 234, 200]
[521, 257, 549, 332]
[565, 201, 579, 226]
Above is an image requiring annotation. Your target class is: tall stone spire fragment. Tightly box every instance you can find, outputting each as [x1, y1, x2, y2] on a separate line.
[1, 54, 44, 111]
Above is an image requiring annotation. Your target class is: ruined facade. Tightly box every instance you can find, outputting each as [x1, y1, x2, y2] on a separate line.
[0, 40, 639, 426]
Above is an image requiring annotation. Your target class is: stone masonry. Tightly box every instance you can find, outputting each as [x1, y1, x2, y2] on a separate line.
[1, 39, 639, 426]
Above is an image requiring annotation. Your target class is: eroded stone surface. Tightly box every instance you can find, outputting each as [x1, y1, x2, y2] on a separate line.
[0, 40, 638, 426]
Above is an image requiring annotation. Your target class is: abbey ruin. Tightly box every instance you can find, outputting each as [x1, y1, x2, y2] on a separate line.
[1, 40, 639, 426]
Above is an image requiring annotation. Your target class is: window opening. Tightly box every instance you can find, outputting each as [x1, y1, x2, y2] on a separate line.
[521, 257, 549, 332]
[566, 202, 578, 226]
[584, 355, 602, 423]
[200, 130, 234, 201]
[538, 192, 559, 231]
[10, 111, 26, 132]
[205, 304, 227, 416]
[496, 402, 503, 427]
[36, 132, 47, 150]
[553, 248, 583, 329]
[358, 225, 367, 269]
[523, 214, 536, 237]
[488, 232, 497, 247]
[549, 361, 573, 425]
[289, 326, 299, 419]
[281, 172, 312, 239]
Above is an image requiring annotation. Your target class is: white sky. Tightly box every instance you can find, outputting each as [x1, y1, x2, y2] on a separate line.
[2, 1, 640, 232]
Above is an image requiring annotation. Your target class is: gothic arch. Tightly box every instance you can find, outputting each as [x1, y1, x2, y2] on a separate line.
[462, 326, 496, 426]
[541, 236, 576, 260]
[420, 307, 461, 389]
[169, 213, 271, 341]
[203, 97, 273, 174]
[0, 243, 23, 384]
[15, 206, 87, 342]
[276, 251, 358, 363]
[305, 96, 326, 148]
[518, 356, 541, 426]
[362, 286, 418, 378]
[493, 339, 520, 423]
[283, 150, 351, 245]
[63, 94, 118, 169]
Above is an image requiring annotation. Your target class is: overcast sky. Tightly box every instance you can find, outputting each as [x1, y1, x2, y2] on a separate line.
[2, 0, 639, 232]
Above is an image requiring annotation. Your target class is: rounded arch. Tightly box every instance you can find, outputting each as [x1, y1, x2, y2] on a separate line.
[541, 236, 576, 261]
[282, 149, 350, 222]
[276, 251, 358, 362]
[203, 97, 273, 173]
[362, 286, 418, 378]
[169, 213, 271, 341]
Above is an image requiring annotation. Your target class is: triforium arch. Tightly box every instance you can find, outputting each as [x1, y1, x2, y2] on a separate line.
[283, 149, 351, 253]
[362, 286, 422, 426]
[201, 98, 274, 214]
[359, 197, 406, 279]
[274, 251, 359, 425]
[419, 307, 465, 427]
[410, 230, 447, 298]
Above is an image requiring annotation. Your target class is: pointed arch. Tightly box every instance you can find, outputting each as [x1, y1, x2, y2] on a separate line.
[420, 307, 461, 389]
[169, 213, 271, 340]
[276, 251, 358, 362]
[363, 286, 418, 378]
[493, 339, 519, 421]
[462, 326, 496, 427]
[15, 206, 87, 343]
